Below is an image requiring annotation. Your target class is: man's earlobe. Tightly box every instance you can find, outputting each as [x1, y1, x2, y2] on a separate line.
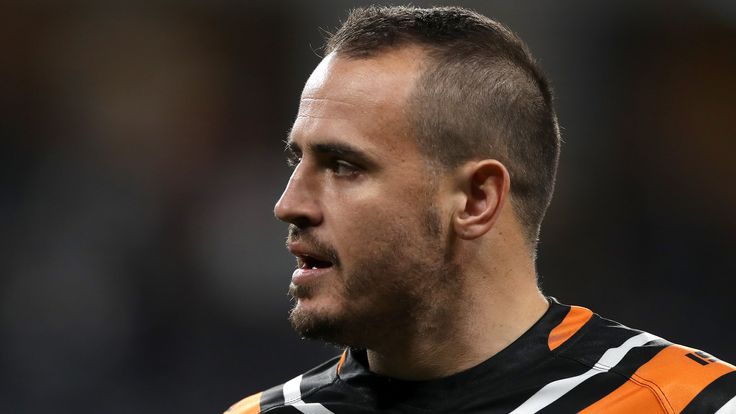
[453, 160, 510, 240]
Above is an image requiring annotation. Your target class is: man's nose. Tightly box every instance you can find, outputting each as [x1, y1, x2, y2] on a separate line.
[274, 166, 323, 228]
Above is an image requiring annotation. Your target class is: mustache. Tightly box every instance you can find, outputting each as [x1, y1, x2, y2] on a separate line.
[287, 225, 341, 266]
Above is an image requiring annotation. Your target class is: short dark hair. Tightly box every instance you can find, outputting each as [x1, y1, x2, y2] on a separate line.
[326, 6, 561, 246]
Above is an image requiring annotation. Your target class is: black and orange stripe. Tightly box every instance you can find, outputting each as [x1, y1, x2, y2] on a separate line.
[225, 299, 736, 414]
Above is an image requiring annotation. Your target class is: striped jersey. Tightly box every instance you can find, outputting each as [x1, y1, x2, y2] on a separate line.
[226, 298, 736, 413]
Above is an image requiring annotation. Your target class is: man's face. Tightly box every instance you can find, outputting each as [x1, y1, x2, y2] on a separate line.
[274, 48, 459, 348]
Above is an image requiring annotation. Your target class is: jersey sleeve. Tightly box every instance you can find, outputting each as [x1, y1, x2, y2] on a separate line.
[224, 392, 262, 414]
[581, 344, 736, 413]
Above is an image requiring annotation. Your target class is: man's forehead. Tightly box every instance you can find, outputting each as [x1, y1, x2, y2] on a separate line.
[300, 48, 426, 105]
[287, 47, 429, 163]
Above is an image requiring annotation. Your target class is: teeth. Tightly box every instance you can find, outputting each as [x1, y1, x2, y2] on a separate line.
[311, 266, 318, 270]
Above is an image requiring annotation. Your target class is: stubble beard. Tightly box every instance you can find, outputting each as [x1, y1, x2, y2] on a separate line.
[287, 205, 461, 350]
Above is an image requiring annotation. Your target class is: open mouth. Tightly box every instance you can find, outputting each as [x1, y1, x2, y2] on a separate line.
[298, 255, 334, 270]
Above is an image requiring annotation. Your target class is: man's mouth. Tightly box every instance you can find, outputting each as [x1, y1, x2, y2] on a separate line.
[289, 248, 336, 286]
[298, 254, 334, 270]
[287, 238, 338, 286]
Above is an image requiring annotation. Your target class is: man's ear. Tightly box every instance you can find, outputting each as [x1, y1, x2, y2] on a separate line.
[453, 160, 510, 240]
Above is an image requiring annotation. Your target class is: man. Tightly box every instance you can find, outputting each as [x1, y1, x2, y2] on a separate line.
[227, 6, 735, 413]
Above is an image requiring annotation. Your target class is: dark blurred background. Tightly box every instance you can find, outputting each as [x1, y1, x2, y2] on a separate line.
[2, 0, 735, 412]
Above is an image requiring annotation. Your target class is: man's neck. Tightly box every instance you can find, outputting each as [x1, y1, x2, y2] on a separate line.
[364, 267, 549, 381]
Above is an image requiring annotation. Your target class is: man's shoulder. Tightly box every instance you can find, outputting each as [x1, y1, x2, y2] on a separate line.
[559, 308, 736, 413]
[224, 351, 346, 414]
[614, 343, 736, 413]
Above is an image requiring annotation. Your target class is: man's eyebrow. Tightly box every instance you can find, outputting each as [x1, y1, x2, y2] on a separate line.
[310, 142, 375, 166]
[284, 138, 377, 168]
[284, 138, 300, 155]
[283, 128, 298, 153]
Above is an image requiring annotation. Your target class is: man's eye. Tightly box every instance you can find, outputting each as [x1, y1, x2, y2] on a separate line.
[332, 160, 359, 176]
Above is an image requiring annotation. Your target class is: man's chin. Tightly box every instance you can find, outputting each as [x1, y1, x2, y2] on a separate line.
[288, 304, 345, 343]
[288, 284, 343, 338]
